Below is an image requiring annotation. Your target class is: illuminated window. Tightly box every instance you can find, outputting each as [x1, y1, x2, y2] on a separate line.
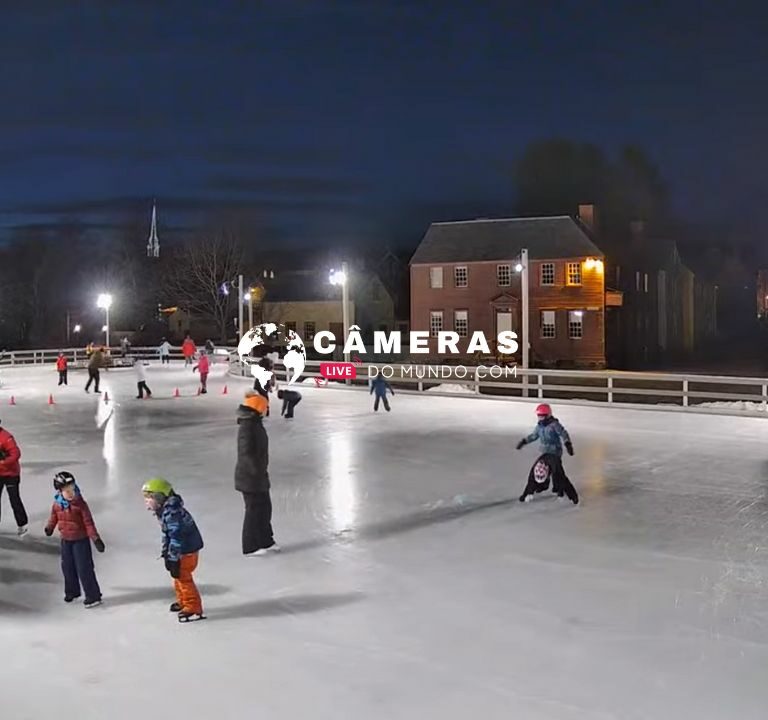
[568, 311, 583, 339]
[429, 267, 443, 288]
[566, 262, 582, 286]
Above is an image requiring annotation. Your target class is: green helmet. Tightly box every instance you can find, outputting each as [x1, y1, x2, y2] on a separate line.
[141, 477, 174, 497]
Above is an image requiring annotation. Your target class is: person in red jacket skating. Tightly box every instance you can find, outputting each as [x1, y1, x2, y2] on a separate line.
[56, 352, 68, 386]
[44, 471, 105, 607]
[182, 333, 196, 368]
[193, 352, 210, 393]
[0, 420, 28, 536]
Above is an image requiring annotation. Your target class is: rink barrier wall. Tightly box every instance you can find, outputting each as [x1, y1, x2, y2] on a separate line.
[227, 354, 768, 418]
[3, 348, 768, 418]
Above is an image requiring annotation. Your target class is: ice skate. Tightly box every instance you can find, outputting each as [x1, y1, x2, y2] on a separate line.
[17, 525, 28, 537]
[84, 599, 103, 609]
[178, 611, 206, 623]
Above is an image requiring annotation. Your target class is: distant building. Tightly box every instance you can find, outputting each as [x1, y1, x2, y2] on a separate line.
[410, 216, 607, 368]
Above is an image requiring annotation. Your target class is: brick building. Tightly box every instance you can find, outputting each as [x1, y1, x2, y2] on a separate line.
[410, 216, 606, 368]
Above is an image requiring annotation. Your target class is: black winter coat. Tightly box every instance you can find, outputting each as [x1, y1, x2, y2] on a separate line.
[234, 405, 270, 492]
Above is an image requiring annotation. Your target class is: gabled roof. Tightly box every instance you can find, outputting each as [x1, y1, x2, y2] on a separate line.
[410, 216, 603, 264]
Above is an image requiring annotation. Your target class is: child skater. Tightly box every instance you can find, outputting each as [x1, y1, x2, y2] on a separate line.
[516, 404, 579, 505]
[193, 351, 210, 394]
[56, 352, 68, 386]
[277, 388, 302, 419]
[142, 478, 205, 622]
[133, 357, 152, 399]
[370, 374, 394, 412]
[44, 471, 105, 607]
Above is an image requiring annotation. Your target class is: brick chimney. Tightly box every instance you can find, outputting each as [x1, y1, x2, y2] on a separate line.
[578, 204, 597, 233]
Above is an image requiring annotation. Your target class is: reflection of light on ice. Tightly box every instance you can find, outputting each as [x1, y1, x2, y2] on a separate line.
[329, 433, 356, 533]
[96, 401, 116, 488]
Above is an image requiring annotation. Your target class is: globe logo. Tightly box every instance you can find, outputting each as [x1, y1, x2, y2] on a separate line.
[237, 322, 307, 386]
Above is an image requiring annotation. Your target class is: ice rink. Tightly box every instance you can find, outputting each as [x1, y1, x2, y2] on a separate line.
[2, 361, 768, 719]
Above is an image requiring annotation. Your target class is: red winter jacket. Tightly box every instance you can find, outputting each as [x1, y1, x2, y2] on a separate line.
[0, 428, 21, 477]
[45, 495, 100, 542]
[182, 339, 196, 358]
[56, 356, 68, 371]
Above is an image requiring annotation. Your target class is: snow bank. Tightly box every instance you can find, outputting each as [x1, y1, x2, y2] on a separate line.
[425, 383, 475, 394]
[697, 400, 767, 412]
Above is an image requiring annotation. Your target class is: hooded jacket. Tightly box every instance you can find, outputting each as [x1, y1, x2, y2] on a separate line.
[234, 401, 270, 493]
[523, 416, 571, 457]
[0, 427, 21, 477]
[45, 488, 100, 541]
[157, 493, 204, 561]
[370, 375, 393, 397]
[56, 355, 68, 371]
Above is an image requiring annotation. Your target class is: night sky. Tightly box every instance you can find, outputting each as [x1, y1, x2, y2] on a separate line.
[1, 1, 766, 249]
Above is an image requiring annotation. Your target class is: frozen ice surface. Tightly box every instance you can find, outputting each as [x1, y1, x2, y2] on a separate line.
[2, 362, 768, 719]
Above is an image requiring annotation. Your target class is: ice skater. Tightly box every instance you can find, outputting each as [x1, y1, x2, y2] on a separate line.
[158, 338, 172, 365]
[56, 352, 68, 386]
[193, 351, 210, 394]
[44, 472, 105, 607]
[277, 388, 301, 419]
[134, 357, 152, 399]
[84, 346, 104, 393]
[182, 334, 196, 368]
[235, 391, 279, 556]
[516, 403, 578, 505]
[142, 478, 205, 622]
[0, 419, 28, 535]
[370, 374, 394, 412]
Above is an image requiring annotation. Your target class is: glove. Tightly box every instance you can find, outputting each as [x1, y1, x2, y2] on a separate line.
[515, 439, 526, 450]
[565, 441, 574, 456]
[165, 558, 181, 579]
[44, 526, 53, 537]
[93, 537, 106, 553]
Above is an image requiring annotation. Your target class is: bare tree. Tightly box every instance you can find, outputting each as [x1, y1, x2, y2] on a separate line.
[165, 232, 244, 342]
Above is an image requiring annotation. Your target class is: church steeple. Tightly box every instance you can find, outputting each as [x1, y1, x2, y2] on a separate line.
[147, 200, 160, 258]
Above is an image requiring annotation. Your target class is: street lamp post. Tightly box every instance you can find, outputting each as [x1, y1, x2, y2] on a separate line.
[96, 294, 113, 349]
[515, 249, 529, 396]
[330, 262, 350, 363]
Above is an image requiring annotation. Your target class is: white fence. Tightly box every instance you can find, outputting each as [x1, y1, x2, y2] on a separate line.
[229, 355, 768, 418]
[3, 347, 768, 417]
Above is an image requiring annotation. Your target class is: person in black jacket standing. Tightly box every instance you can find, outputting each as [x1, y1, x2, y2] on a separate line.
[234, 391, 279, 556]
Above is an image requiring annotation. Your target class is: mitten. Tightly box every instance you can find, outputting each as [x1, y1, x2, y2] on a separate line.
[165, 558, 181, 579]
[44, 526, 53, 537]
[93, 537, 106, 553]
[565, 441, 574, 456]
[515, 439, 526, 450]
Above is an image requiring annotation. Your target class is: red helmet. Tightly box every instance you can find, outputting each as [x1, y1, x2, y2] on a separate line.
[535, 403, 552, 417]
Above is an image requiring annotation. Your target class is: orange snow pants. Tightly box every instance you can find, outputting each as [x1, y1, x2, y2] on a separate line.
[173, 552, 202, 614]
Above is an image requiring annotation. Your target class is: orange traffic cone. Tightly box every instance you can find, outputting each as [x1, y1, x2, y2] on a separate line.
[9, 396, 16, 406]
[222, 384, 228, 395]
[174, 387, 180, 398]
[48, 394, 55, 405]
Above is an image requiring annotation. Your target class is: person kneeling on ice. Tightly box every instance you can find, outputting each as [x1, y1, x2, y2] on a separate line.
[370, 374, 394, 412]
[516, 404, 579, 505]
[44, 471, 105, 608]
[277, 388, 301, 419]
[142, 478, 205, 622]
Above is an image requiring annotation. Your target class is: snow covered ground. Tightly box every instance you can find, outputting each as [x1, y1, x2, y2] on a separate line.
[2, 362, 768, 719]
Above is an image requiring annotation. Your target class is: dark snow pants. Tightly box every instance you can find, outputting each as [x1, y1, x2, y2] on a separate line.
[241, 491, 275, 554]
[61, 538, 101, 602]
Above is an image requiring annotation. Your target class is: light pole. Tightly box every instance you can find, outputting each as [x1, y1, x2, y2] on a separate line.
[97, 294, 113, 348]
[244, 290, 253, 332]
[330, 262, 350, 363]
[515, 249, 529, 396]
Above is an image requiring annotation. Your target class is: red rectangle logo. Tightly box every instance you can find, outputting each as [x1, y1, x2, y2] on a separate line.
[320, 362, 357, 379]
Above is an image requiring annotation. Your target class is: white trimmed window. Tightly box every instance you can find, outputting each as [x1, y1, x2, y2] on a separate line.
[454, 266, 468, 288]
[566, 262, 582, 286]
[303, 322, 315, 340]
[497, 264, 511, 287]
[454, 310, 468, 337]
[541, 310, 556, 339]
[429, 267, 443, 289]
[540, 263, 555, 286]
[430, 311, 443, 337]
[285, 321, 297, 335]
[568, 311, 584, 339]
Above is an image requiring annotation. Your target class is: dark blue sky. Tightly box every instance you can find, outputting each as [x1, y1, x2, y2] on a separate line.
[1, 1, 766, 248]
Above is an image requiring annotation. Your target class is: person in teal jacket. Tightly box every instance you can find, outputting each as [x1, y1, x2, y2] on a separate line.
[516, 404, 578, 504]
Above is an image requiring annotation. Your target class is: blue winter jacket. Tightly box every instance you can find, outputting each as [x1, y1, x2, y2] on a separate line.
[523, 416, 571, 457]
[370, 376, 393, 397]
[157, 494, 204, 562]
